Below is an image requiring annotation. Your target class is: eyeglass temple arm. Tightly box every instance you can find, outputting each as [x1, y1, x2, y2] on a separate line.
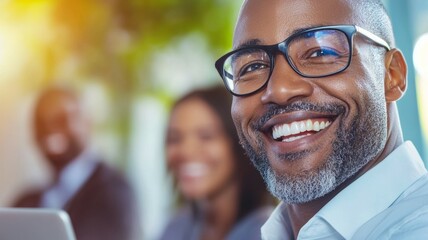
[224, 70, 234, 80]
[356, 26, 391, 51]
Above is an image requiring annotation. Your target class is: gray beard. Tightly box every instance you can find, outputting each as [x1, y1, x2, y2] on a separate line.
[237, 101, 387, 203]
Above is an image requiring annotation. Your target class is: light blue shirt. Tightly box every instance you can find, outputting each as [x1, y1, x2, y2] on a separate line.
[41, 150, 98, 209]
[261, 141, 428, 240]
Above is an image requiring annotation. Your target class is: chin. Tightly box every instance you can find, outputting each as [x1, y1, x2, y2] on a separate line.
[181, 190, 207, 201]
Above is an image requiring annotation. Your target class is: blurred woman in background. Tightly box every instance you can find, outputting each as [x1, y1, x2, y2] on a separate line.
[160, 85, 274, 240]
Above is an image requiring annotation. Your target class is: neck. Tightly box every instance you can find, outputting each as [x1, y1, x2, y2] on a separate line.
[287, 103, 404, 238]
[197, 179, 240, 240]
[50, 149, 85, 181]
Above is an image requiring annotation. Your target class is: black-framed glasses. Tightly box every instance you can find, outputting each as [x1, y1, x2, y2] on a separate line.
[215, 25, 391, 96]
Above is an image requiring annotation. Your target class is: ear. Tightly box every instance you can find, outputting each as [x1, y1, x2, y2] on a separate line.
[384, 49, 407, 102]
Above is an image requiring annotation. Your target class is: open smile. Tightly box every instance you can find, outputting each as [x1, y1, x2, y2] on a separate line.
[272, 119, 332, 142]
[260, 112, 338, 146]
[178, 162, 210, 179]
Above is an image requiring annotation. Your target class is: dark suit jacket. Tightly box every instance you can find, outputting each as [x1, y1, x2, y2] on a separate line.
[13, 162, 141, 240]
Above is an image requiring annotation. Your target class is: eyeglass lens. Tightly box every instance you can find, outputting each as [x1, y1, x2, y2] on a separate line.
[222, 29, 351, 95]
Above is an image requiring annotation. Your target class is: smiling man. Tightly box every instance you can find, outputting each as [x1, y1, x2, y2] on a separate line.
[14, 87, 141, 240]
[215, 0, 428, 239]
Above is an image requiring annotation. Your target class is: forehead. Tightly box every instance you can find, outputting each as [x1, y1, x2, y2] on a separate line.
[36, 95, 79, 121]
[169, 99, 221, 129]
[233, 0, 357, 48]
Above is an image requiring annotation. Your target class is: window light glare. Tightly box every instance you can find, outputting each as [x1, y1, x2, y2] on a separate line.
[413, 33, 428, 78]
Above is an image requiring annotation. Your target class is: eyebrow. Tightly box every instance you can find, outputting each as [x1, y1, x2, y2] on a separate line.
[233, 24, 326, 50]
[234, 39, 262, 50]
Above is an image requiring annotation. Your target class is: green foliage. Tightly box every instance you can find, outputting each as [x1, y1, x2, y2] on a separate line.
[48, 0, 238, 91]
[5, 0, 239, 166]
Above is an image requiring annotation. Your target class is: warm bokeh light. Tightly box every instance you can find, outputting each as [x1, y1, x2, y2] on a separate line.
[0, 27, 29, 83]
[0, 1, 238, 239]
[0, 1, 55, 88]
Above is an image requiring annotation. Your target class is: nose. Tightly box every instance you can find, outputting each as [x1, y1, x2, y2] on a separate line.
[261, 56, 314, 105]
[171, 136, 200, 163]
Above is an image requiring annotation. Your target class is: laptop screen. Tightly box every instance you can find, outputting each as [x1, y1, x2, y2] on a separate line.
[0, 208, 76, 240]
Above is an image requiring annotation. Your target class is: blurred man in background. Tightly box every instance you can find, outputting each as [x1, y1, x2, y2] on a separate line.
[13, 87, 141, 240]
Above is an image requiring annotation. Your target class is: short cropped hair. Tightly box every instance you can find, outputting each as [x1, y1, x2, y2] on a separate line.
[352, 0, 395, 47]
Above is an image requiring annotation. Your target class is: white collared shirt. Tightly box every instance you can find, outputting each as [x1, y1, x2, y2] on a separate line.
[261, 141, 428, 240]
[41, 151, 98, 209]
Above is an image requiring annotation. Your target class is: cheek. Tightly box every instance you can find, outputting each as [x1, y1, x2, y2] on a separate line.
[166, 144, 183, 172]
[203, 137, 237, 178]
[213, 144, 236, 172]
[350, 52, 386, 98]
[317, 61, 385, 120]
[349, 63, 387, 121]
[231, 97, 260, 140]
[69, 118, 86, 138]
[231, 98, 244, 127]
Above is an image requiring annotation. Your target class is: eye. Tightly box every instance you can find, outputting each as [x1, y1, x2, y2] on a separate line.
[198, 131, 216, 142]
[239, 62, 269, 77]
[308, 48, 340, 58]
[166, 132, 181, 145]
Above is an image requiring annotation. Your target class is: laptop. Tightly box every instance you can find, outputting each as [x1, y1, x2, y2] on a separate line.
[0, 208, 76, 240]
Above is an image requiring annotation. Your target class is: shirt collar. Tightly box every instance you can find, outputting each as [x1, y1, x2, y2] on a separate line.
[315, 141, 426, 239]
[42, 150, 98, 208]
[262, 141, 426, 239]
[59, 149, 98, 188]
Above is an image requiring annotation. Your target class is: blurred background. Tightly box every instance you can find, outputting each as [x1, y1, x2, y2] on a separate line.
[0, 0, 426, 239]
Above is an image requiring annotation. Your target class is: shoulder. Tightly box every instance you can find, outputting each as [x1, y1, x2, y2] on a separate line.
[242, 206, 275, 225]
[388, 206, 428, 239]
[88, 162, 132, 190]
[72, 161, 137, 207]
[158, 206, 195, 240]
[354, 204, 428, 239]
[353, 175, 428, 239]
[227, 206, 275, 240]
[12, 190, 44, 207]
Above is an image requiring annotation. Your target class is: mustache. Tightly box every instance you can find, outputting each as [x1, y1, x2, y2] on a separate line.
[252, 101, 346, 130]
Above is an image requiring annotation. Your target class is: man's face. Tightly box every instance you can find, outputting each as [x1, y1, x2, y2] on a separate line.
[232, 0, 388, 203]
[34, 93, 88, 170]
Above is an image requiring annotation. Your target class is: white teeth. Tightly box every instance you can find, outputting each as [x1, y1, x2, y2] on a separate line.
[274, 124, 289, 139]
[299, 121, 306, 133]
[45, 133, 69, 154]
[283, 124, 291, 136]
[179, 162, 209, 178]
[290, 122, 300, 134]
[313, 122, 320, 131]
[283, 133, 311, 142]
[306, 120, 313, 131]
[272, 119, 332, 140]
